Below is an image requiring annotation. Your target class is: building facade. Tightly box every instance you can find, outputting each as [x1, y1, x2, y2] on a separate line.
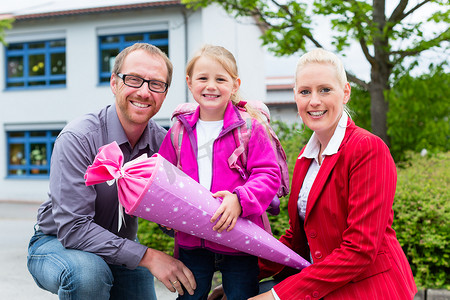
[265, 76, 298, 125]
[0, 1, 268, 202]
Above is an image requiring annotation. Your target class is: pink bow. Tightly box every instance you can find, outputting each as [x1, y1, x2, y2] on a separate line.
[85, 141, 157, 230]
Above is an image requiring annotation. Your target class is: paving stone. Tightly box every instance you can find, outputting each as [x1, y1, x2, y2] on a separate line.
[427, 289, 450, 300]
[414, 289, 425, 300]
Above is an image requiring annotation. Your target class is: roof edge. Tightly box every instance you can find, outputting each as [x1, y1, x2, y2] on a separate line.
[13, 1, 183, 21]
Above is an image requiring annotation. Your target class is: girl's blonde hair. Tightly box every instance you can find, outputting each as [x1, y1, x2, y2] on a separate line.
[186, 44, 266, 124]
[295, 48, 347, 87]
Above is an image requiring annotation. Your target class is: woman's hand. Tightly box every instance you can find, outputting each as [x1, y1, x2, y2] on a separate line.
[210, 191, 242, 232]
[207, 284, 227, 300]
[248, 291, 276, 300]
[207, 283, 276, 300]
[160, 225, 177, 232]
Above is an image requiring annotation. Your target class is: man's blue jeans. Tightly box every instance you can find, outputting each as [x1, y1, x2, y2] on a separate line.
[27, 229, 157, 300]
[178, 248, 259, 300]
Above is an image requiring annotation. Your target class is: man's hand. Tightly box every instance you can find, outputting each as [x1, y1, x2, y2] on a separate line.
[139, 248, 196, 295]
[210, 191, 242, 232]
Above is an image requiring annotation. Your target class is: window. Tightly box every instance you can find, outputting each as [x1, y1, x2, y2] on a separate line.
[98, 31, 169, 83]
[5, 39, 66, 89]
[7, 130, 60, 178]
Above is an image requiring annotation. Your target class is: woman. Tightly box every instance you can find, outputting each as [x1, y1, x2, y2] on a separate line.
[250, 48, 417, 300]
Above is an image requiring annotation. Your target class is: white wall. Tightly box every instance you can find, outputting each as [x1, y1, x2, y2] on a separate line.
[266, 87, 298, 125]
[268, 105, 299, 125]
[0, 7, 187, 201]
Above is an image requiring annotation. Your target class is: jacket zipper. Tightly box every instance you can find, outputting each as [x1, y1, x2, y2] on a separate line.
[201, 137, 218, 249]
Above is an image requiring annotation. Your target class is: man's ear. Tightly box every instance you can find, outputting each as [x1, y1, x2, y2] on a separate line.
[110, 73, 118, 96]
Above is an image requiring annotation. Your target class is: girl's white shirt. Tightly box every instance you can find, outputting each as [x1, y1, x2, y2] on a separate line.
[196, 118, 224, 190]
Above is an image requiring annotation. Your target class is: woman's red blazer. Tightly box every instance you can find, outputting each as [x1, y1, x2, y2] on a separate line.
[259, 119, 417, 300]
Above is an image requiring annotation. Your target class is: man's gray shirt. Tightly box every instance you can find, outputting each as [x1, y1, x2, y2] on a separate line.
[37, 104, 167, 269]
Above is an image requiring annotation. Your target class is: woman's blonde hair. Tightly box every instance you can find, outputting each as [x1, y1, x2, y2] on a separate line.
[186, 44, 266, 124]
[295, 48, 347, 87]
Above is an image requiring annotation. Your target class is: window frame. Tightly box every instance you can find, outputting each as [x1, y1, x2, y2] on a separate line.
[5, 39, 66, 90]
[6, 130, 60, 178]
[98, 31, 169, 84]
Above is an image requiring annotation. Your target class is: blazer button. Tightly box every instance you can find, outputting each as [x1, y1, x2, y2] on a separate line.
[312, 291, 320, 298]
[314, 250, 322, 259]
[305, 296, 311, 300]
[309, 230, 317, 238]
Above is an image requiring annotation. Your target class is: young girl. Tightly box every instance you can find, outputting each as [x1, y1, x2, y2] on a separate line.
[158, 45, 281, 299]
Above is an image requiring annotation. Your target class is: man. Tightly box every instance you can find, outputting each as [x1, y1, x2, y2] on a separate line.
[27, 43, 196, 299]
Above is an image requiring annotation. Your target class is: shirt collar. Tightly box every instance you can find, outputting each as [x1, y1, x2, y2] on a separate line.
[182, 101, 245, 131]
[300, 112, 348, 161]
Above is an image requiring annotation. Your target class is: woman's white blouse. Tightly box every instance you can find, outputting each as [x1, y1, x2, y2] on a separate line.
[297, 112, 348, 220]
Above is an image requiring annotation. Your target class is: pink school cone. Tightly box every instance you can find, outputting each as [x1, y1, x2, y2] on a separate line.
[85, 141, 310, 270]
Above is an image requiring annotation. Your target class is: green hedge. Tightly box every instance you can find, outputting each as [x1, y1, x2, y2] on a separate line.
[138, 219, 174, 255]
[393, 152, 449, 289]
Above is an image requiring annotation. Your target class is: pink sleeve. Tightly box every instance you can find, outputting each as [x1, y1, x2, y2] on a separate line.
[234, 119, 281, 218]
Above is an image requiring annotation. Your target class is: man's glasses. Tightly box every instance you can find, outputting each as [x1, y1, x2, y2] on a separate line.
[116, 73, 168, 93]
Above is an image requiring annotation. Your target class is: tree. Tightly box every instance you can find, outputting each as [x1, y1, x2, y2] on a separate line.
[0, 15, 14, 45]
[182, 0, 449, 145]
[387, 63, 449, 160]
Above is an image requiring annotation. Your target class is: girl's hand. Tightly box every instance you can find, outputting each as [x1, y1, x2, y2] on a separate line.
[210, 190, 242, 232]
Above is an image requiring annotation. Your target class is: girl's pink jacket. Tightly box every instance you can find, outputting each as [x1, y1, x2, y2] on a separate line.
[158, 101, 281, 254]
